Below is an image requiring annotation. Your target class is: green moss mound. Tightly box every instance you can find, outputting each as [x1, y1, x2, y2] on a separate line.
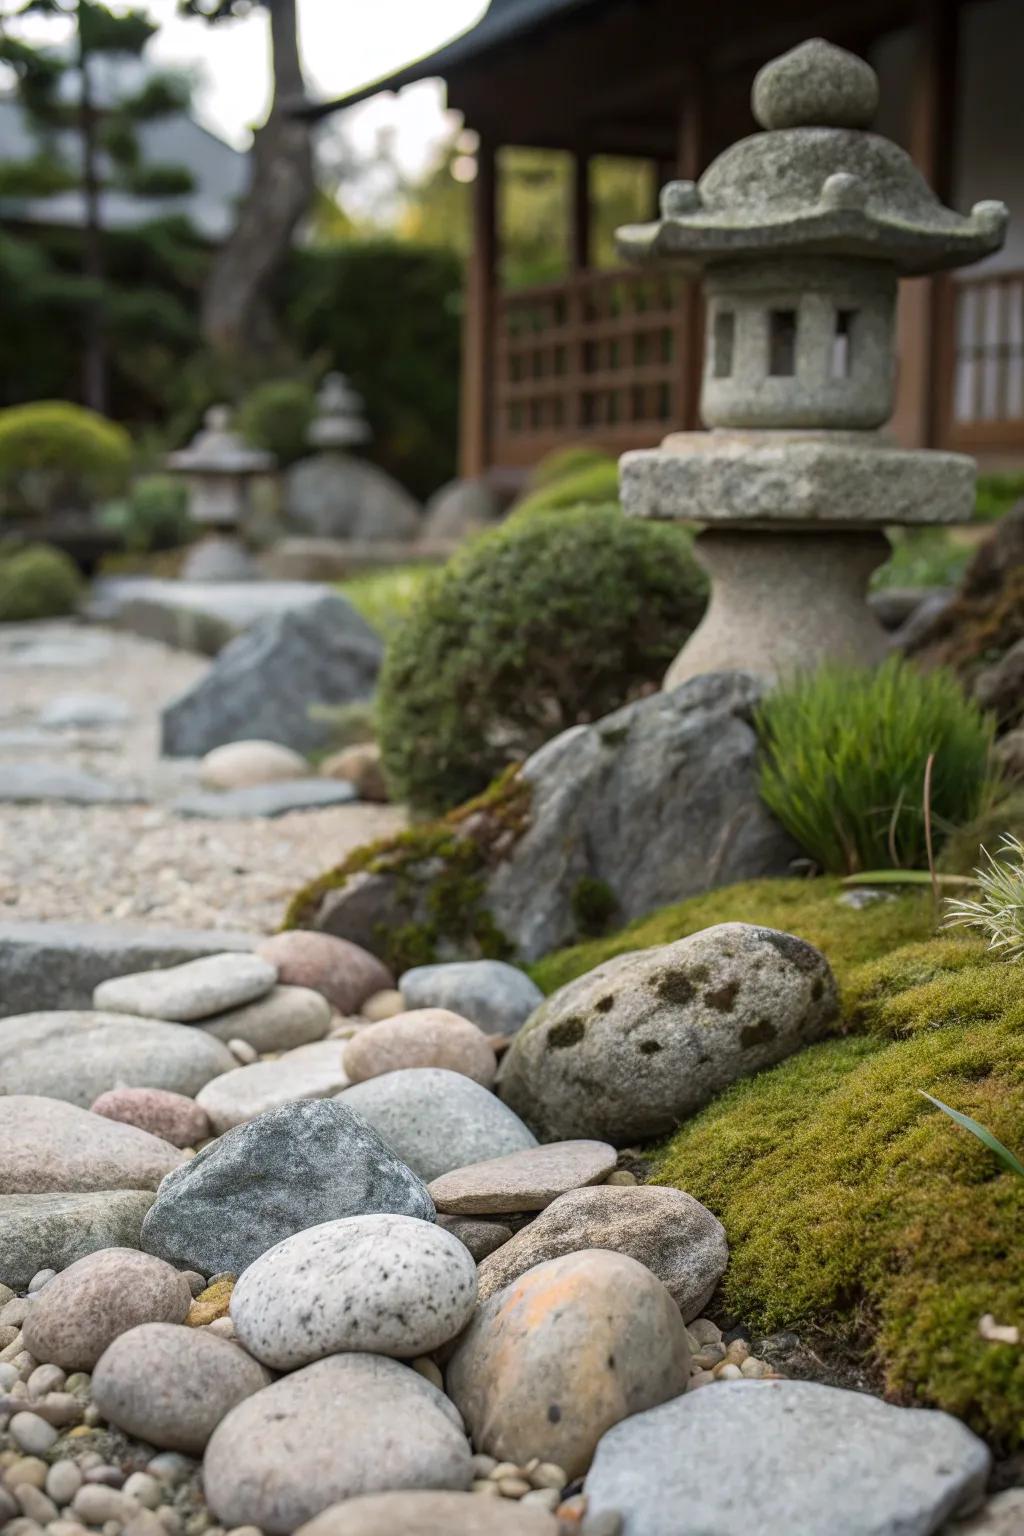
[530, 876, 936, 997]
[510, 457, 620, 519]
[652, 1012, 1024, 1447]
[377, 505, 706, 816]
[0, 401, 131, 515]
[525, 444, 616, 492]
[0, 542, 82, 621]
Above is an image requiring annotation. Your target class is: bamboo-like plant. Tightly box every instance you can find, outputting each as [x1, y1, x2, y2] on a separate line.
[944, 833, 1024, 960]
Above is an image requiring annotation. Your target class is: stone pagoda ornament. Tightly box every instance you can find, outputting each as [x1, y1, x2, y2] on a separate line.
[308, 371, 371, 451]
[167, 406, 275, 582]
[616, 37, 1008, 684]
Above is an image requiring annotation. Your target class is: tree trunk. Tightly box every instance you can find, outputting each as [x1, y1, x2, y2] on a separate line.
[199, 0, 314, 354]
[78, 18, 107, 413]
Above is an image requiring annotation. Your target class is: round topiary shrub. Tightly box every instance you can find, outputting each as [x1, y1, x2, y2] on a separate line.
[0, 401, 132, 515]
[237, 379, 316, 468]
[377, 504, 707, 815]
[509, 457, 621, 520]
[0, 542, 83, 621]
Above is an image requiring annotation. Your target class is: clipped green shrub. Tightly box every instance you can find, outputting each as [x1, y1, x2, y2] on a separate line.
[337, 565, 436, 641]
[377, 505, 707, 815]
[975, 471, 1024, 523]
[509, 459, 621, 519]
[237, 379, 316, 468]
[756, 658, 995, 875]
[0, 541, 83, 620]
[0, 401, 132, 515]
[526, 444, 617, 491]
[99, 473, 192, 553]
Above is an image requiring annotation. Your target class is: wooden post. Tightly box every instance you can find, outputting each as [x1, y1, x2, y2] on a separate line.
[571, 150, 591, 271]
[893, 0, 959, 448]
[460, 135, 498, 479]
[676, 67, 711, 429]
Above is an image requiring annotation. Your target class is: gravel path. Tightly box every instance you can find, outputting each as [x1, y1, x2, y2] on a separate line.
[0, 621, 403, 933]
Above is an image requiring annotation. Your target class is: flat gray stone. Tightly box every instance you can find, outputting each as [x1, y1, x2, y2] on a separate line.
[230, 1214, 477, 1369]
[196, 1041, 351, 1133]
[0, 1011, 237, 1105]
[0, 763, 142, 805]
[428, 1141, 617, 1216]
[174, 779, 357, 819]
[140, 1099, 435, 1276]
[203, 1354, 472, 1534]
[94, 953, 277, 1023]
[584, 1379, 991, 1536]
[1, 630, 113, 669]
[399, 962, 544, 1037]
[284, 453, 421, 542]
[0, 1096, 184, 1196]
[294, 1491, 558, 1536]
[91, 1322, 271, 1455]
[0, 1191, 155, 1291]
[90, 577, 338, 657]
[339, 1068, 537, 1182]
[498, 923, 838, 1144]
[437, 1215, 513, 1263]
[200, 985, 331, 1052]
[0, 920, 259, 1019]
[476, 1185, 728, 1320]
[38, 693, 131, 728]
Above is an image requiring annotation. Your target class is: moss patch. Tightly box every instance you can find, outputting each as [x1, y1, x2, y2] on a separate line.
[530, 877, 936, 997]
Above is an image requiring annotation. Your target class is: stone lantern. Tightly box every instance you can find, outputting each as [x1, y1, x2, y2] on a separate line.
[616, 37, 1008, 685]
[167, 406, 275, 582]
[308, 371, 370, 451]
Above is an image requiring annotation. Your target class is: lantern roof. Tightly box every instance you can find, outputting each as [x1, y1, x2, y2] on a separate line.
[167, 406, 275, 476]
[617, 38, 1008, 278]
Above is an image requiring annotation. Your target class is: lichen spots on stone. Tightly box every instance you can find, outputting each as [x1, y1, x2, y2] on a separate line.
[638, 1040, 663, 1055]
[595, 994, 615, 1013]
[548, 1403, 562, 1423]
[740, 1018, 778, 1049]
[755, 926, 821, 974]
[654, 970, 696, 1006]
[812, 976, 825, 1001]
[547, 1016, 586, 1050]
[704, 979, 741, 1013]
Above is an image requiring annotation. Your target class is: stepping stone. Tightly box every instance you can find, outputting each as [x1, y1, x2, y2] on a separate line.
[173, 779, 356, 819]
[584, 1379, 992, 1536]
[0, 1190, 155, 1291]
[38, 693, 132, 728]
[0, 763, 142, 804]
[293, 1492, 559, 1536]
[399, 961, 544, 1036]
[0, 919, 260, 1019]
[0, 1011, 237, 1106]
[0, 1096, 184, 1197]
[199, 985, 331, 1052]
[196, 1041, 351, 1133]
[94, 952, 277, 1022]
[427, 1140, 618, 1215]
[2, 633, 113, 669]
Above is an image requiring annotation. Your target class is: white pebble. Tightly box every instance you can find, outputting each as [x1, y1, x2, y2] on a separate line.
[4, 1455, 48, 1487]
[49, 1522, 91, 1536]
[46, 1462, 84, 1506]
[227, 1039, 257, 1065]
[9, 1411, 58, 1455]
[27, 1271, 56, 1294]
[206, 1317, 235, 1339]
[146, 1454, 193, 1487]
[27, 1363, 65, 1400]
[123, 1512, 168, 1536]
[71, 1486, 140, 1525]
[522, 1488, 561, 1512]
[156, 1509, 182, 1536]
[470, 1454, 497, 1477]
[0, 1362, 20, 1390]
[471, 1481, 501, 1497]
[714, 1362, 743, 1381]
[529, 1462, 566, 1490]
[122, 1475, 160, 1510]
[15, 1485, 58, 1525]
[410, 1357, 443, 1391]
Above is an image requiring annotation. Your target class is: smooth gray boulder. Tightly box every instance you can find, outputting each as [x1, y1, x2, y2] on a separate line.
[174, 779, 357, 819]
[498, 923, 838, 1144]
[0, 920, 259, 1019]
[339, 1068, 537, 1182]
[399, 962, 543, 1036]
[1, 1097, 184, 1196]
[0, 1191, 155, 1291]
[161, 595, 382, 758]
[583, 1379, 991, 1536]
[284, 453, 421, 542]
[140, 1099, 435, 1275]
[0, 1012, 236, 1106]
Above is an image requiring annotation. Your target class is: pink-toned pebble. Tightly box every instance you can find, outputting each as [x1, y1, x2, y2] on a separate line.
[89, 1089, 210, 1150]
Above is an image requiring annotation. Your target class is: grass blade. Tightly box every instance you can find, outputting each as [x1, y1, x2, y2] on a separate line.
[918, 1090, 1024, 1178]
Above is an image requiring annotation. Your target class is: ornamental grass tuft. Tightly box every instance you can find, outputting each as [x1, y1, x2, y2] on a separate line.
[944, 833, 1024, 961]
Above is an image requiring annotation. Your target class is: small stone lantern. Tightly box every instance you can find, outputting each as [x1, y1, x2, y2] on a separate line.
[167, 406, 275, 582]
[617, 37, 1008, 685]
[308, 371, 370, 451]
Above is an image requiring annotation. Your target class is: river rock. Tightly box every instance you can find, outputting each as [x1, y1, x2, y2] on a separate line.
[94, 953, 277, 1023]
[477, 1185, 727, 1318]
[448, 1250, 691, 1479]
[0, 1192, 155, 1291]
[321, 744, 388, 803]
[295, 1491, 558, 1536]
[22, 1249, 191, 1371]
[1, 1097, 184, 1195]
[140, 1099, 434, 1275]
[498, 923, 838, 1143]
[161, 594, 382, 758]
[428, 1142, 617, 1216]
[437, 1215, 514, 1262]
[0, 1012, 236, 1106]
[339, 1068, 537, 1182]
[200, 986, 331, 1051]
[230, 1214, 477, 1369]
[200, 740, 309, 790]
[343, 1010, 497, 1088]
[196, 1042, 351, 1133]
[38, 693, 132, 729]
[258, 931, 392, 1013]
[90, 1088, 211, 1149]
[203, 1354, 472, 1534]
[91, 1322, 271, 1454]
[583, 1379, 991, 1536]
[399, 962, 543, 1037]
[175, 780, 357, 819]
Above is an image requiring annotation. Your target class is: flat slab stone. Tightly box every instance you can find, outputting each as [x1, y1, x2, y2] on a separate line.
[196, 1041, 351, 1133]
[38, 693, 132, 728]
[0, 1011, 237, 1106]
[200, 986, 331, 1052]
[173, 780, 357, 819]
[427, 1141, 617, 1215]
[0, 1096, 184, 1196]
[93, 953, 277, 1023]
[0, 920, 259, 1019]
[0, 1190, 155, 1291]
[89, 578, 338, 656]
[0, 630, 114, 669]
[584, 1379, 991, 1536]
[0, 763, 142, 805]
[294, 1491, 558, 1535]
